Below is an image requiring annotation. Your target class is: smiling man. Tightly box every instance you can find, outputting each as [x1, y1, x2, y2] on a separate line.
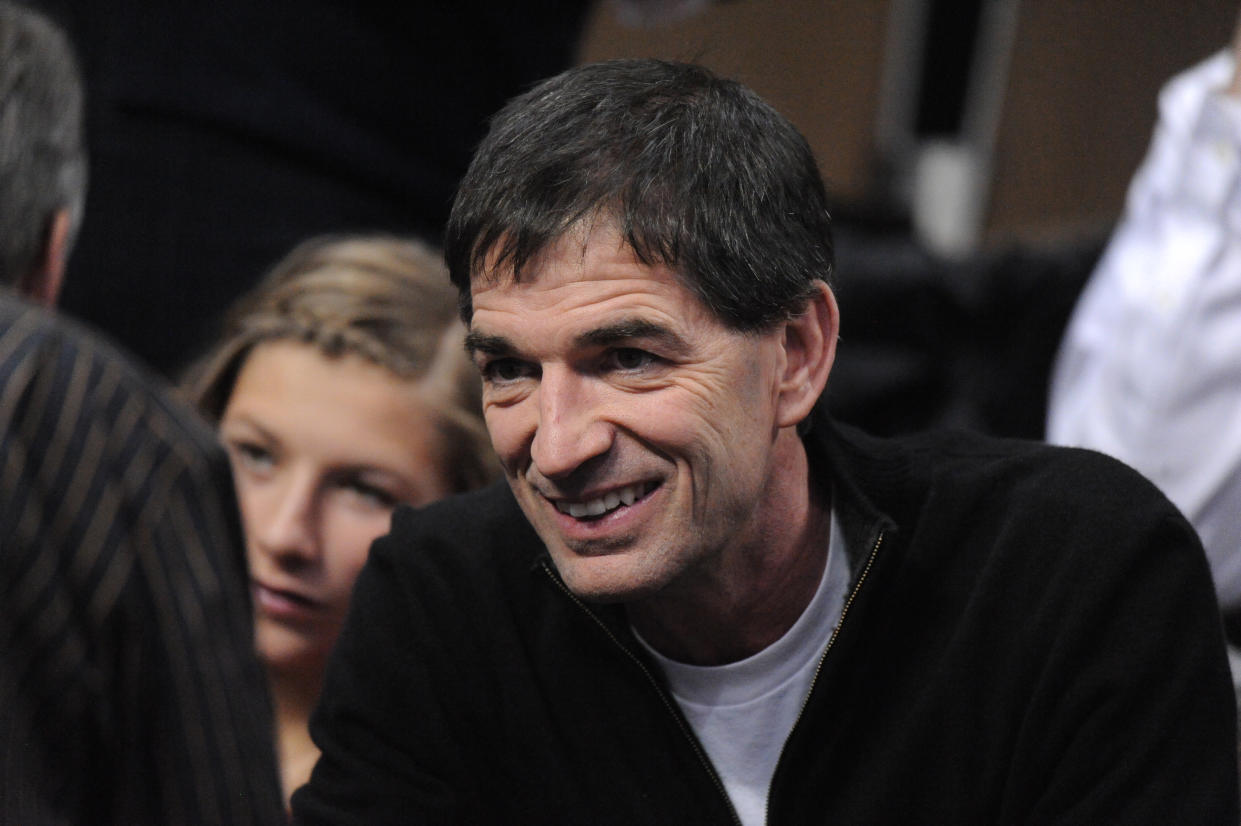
[464, 222, 834, 665]
[293, 60, 1238, 825]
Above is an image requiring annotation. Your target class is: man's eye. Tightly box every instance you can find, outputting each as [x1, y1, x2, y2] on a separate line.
[482, 358, 536, 383]
[606, 348, 656, 371]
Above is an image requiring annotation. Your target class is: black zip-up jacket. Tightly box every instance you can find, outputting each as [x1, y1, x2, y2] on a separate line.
[293, 418, 1239, 824]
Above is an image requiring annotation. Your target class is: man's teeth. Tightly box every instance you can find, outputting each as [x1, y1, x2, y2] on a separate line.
[557, 483, 647, 518]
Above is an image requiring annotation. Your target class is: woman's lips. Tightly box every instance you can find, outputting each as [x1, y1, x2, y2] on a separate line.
[253, 580, 321, 622]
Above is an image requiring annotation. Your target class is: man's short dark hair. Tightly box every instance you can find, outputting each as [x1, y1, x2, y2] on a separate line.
[445, 58, 834, 331]
[0, 1, 86, 287]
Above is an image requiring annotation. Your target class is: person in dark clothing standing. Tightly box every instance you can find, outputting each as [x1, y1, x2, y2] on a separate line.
[294, 59, 1239, 824]
[0, 5, 284, 822]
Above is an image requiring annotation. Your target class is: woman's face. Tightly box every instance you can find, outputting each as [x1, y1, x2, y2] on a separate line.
[219, 340, 454, 676]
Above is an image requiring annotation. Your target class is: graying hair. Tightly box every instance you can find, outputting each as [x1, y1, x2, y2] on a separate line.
[0, 2, 86, 286]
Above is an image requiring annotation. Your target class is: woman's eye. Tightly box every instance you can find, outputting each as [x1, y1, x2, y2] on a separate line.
[230, 441, 274, 472]
[607, 348, 656, 371]
[342, 479, 399, 509]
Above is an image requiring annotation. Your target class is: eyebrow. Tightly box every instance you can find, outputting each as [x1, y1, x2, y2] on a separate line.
[218, 414, 279, 445]
[574, 319, 688, 355]
[466, 318, 690, 360]
[463, 330, 514, 358]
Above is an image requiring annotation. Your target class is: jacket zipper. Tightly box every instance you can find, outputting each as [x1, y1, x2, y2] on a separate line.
[541, 560, 744, 826]
[764, 528, 885, 826]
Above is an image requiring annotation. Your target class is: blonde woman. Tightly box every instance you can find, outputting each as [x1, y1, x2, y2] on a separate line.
[188, 235, 497, 804]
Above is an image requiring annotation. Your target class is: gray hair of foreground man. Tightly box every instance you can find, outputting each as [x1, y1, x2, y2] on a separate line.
[445, 58, 834, 331]
[0, 1, 86, 287]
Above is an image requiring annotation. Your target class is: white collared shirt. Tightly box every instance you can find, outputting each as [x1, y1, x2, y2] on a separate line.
[1048, 51, 1241, 610]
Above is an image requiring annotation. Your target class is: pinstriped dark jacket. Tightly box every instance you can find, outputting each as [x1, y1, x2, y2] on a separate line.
[0, 294, 284, 824]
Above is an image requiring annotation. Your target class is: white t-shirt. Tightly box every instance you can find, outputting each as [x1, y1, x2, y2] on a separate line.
[635, 511, 850, 826]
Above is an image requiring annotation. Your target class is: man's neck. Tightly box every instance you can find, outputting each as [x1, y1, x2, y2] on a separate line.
[627, 430, 831, 666]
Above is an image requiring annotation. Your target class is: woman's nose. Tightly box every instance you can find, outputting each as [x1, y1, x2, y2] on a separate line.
[253, 473, 320, 564]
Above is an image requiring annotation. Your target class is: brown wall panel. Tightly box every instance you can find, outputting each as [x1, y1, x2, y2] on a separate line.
[578, 0, 891, 203]
[986, 1, 1236, 244]
[580, 1, 1239, 245]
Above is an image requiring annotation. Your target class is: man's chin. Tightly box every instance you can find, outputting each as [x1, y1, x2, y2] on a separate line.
[548, 552, 663, 605]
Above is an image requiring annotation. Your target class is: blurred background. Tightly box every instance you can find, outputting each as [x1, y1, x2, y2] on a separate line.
[579, 0, 1236, 437]
[31, 0, 1239, 437]
[583, 0, 1235, 255]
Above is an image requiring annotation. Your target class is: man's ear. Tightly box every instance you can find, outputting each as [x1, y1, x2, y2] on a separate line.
[775, 280, 838, 429]
[18, 209, 71, 307]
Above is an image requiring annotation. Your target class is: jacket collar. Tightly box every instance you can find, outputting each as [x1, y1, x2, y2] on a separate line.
[802, 412, 912, 592]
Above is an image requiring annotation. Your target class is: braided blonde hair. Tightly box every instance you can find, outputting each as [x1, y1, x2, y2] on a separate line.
[187, 234, 496, 493]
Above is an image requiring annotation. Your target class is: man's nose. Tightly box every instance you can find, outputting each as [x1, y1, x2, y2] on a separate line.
[255, 472, 320, 563]
[528, 366, 613, 480]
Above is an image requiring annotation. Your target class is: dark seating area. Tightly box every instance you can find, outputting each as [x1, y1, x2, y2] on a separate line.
[827, 216, 1105, 440]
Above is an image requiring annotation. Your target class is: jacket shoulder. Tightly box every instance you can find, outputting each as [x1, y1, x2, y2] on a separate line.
[913, 428, 1178, 517]
[372, 480, 543, 580]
